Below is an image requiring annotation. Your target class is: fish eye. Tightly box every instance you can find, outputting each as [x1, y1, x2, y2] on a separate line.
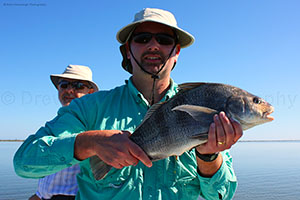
[253, 97, 261, 104]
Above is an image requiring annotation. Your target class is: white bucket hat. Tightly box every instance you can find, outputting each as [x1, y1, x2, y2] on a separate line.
[50, 65, 99, 91]
[116, 8, 195, 48]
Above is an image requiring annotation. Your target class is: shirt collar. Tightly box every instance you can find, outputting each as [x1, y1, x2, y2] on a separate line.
[126, 77, 178, 106]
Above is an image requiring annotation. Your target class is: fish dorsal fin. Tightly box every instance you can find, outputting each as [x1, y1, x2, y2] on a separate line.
[178, 82, 206, 93]
[172, 104, 218, 121]
[138, 102, 165, 127]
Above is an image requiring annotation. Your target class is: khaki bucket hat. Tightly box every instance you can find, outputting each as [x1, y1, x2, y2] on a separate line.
[50, 65, 99, 91]
[117, 8, 195, 73]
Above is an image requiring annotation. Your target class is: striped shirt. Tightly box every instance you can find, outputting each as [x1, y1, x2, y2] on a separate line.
[36, 164, 80, 199]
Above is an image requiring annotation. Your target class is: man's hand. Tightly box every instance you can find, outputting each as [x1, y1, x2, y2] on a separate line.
[196, 111, 243, 154]
[74, 130, 152, 169]
[195, 112, 243, 177]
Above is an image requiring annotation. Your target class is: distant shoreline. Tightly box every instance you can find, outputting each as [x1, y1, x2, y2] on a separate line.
[1, 139, 300, 143]
[238, 139, 300, 142]
[0, 139, 25, 142]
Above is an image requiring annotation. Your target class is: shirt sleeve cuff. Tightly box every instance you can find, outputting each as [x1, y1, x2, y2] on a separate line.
[197, 150, 237, 199]
[45, 133, 81, 166]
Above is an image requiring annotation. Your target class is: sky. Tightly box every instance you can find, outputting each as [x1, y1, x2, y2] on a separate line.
[0, 0, 299, 140]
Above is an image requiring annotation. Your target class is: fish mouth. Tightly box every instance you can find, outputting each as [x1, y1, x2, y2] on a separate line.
[263, 108, 274, 121]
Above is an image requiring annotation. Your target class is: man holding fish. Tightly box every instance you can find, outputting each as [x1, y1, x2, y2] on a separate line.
[14, 8, 273, 200]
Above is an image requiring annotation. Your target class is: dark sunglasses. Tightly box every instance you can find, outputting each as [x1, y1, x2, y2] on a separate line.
[58, 80, 91, 90]
[132, 32, 176, 46]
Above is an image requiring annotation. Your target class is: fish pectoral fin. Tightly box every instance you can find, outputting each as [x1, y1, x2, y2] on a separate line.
[89, 155, 112, 181]
[172, 105, 218, 121]
[190, 133, 208, 140]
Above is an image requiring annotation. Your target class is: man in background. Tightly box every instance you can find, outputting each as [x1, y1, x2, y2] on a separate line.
[29, 64, 98, 200]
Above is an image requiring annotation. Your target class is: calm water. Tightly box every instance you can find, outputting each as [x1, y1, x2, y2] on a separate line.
[0, 142, 37, 200]
[1, 141, 299, 200]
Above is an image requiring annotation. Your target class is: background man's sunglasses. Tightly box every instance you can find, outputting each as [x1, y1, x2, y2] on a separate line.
[132, 32, 176, 45]
[58, 80, 91, 90]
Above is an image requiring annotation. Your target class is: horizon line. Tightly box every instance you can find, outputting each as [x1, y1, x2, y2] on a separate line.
[1, 139, 300, 142]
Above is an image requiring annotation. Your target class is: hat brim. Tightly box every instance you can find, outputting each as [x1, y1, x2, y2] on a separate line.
[116, 20, 195, 48]
[50, 74, 99, 91]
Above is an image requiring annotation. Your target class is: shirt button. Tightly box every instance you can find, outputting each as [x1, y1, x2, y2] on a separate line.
[60, 157, 66, 162]
[147, 186, 152, 192]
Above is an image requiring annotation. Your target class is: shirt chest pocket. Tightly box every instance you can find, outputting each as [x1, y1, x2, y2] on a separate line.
[164, 154, 198, 184]
[94, 166, 144, 195]
[96, 167, 131, 187]
[171, 155, 201, 198]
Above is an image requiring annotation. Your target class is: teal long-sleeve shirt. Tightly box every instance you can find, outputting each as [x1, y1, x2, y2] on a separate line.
[14, 78, 237, 200]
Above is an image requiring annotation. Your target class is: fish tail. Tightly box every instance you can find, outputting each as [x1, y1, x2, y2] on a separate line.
[89, 155, 112, 180]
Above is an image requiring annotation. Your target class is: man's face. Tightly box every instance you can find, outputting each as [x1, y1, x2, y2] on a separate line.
[127, 22, 180, 77]
[58, 78, 94, 106]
